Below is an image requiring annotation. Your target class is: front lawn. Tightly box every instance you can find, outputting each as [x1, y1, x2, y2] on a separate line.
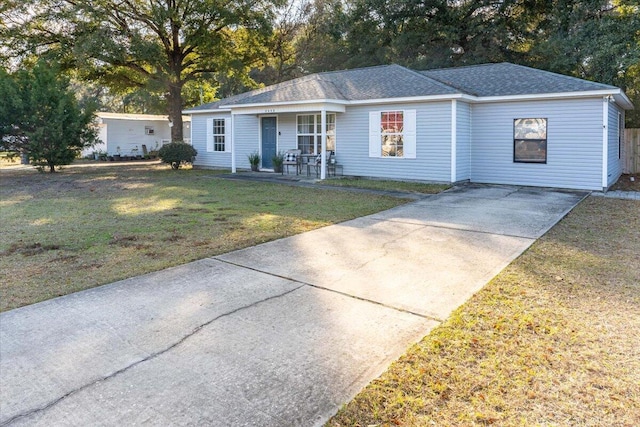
[322, 176, 450, 194]
[329, 196, 640, 426]
[0, 164, 406, 311]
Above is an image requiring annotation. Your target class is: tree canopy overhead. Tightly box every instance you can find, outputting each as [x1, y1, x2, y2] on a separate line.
[1, 0, 284, 140]
[2, 0, 637, 126]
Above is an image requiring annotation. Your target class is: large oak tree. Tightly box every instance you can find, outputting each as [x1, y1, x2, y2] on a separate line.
[1, 0, 283, 141]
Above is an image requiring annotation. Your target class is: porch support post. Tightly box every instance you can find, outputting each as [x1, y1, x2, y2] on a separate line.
[229, 111, 236, 173]
[320, 108, 327, 180]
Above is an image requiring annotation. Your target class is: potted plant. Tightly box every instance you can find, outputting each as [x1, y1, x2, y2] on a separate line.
[248, 151, 261, 172]
[272, 151, 285, 174]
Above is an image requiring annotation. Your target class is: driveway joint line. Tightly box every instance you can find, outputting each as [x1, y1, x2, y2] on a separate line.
[0, 284, 305, 427]
[366, 217, 540, 240]
[214, 257, 444, 324]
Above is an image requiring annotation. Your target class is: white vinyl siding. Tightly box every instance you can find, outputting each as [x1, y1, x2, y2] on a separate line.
[234, 114, 261, 169]
[347, 102, 450, 181]
[607, 102, 623, 187]
[103, 119, 171, 156]
[192, 113, 232, 168]
[471, 98, 603, 190]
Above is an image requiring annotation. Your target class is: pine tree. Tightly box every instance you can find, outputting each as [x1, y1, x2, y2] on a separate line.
[0, 62, 97, 172]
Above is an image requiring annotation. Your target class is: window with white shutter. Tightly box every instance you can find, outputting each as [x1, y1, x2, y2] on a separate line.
[369, 109, 416, 159]
[206, 117, 229, 152]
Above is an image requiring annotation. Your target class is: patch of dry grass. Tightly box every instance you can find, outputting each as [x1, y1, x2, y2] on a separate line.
[0, 163, 406, 311]
[610, 174, 639, 192]
[329, 197, 640, 426]
[0, 152, 20, 167]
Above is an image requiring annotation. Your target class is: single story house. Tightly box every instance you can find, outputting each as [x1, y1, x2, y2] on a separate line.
[184, 62, 632, 191]
[82, 112, 191, 157]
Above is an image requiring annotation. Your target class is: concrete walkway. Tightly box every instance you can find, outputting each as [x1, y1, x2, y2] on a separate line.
[591, 189, 640, 201]
[0, 185, 586, 426]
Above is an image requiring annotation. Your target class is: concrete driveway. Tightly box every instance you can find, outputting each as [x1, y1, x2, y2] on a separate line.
[0, 185, 586, 426]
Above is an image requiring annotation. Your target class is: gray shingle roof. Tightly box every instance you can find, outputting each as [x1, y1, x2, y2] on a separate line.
[186, 65, 458, 111]
[419, 62, 617, 97]
[185, 62, 620, 112]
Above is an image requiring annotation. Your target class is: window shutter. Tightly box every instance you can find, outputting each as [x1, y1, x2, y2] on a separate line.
[403, 109, 417, 159]
[224, 117, 231, 152]
[369, 111, 380, 157]
[206, 118, 213, 152]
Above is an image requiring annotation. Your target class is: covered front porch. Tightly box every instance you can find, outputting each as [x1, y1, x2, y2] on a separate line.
[228, 102, 346, 180]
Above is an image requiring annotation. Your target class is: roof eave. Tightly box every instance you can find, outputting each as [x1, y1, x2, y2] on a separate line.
[347, 93, 466, 105]
[229, 98, 348, 109]
[185, 95, 469, 113]
[183, 89, 634, 114]
[471, 89, 634, 109]
[183, 107, 232, 114]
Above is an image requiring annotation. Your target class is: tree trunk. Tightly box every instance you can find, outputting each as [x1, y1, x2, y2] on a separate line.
[167, 83, 184, 142]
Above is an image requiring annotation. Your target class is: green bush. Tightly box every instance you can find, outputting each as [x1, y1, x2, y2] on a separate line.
[158, 142, 198, 169]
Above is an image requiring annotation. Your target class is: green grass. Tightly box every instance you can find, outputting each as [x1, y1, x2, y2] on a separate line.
[0, 163, 407, 311]
[321, 177, 450, 194]
[329, 196, 640, 426]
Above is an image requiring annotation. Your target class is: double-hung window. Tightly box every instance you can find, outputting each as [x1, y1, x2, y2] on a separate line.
[381, 111, 404, 157]
[514, 118, 547, 163]
[213, 119, 225, 152]
[296, 114, 335, 155]
[369, 110, 416, 158]
[206, 117, 229, 152]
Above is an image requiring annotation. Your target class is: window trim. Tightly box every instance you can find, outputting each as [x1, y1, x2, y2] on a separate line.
[513, 118, 548, 164]
[213, 118, 225, 152]
[296, 113, 336, 155]
[381, 110, 404, 158]
[368, 109, 416, 159]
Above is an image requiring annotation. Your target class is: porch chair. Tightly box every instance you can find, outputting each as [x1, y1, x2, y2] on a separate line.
[283, 149, 301, 175]
[309, 151, 332, 177]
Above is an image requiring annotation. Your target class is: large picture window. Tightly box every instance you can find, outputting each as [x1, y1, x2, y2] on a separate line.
[381, 111, 404, 157]
[296, 114, 335, 155]
[514, 118, 547, 163]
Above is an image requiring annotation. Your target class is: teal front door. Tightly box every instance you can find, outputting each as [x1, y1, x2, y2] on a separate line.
[261, 117, 277, 169]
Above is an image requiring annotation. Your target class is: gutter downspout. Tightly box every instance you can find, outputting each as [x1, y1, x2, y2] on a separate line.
[451, 100, 457, 183]
[602, 97, 609, 189]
